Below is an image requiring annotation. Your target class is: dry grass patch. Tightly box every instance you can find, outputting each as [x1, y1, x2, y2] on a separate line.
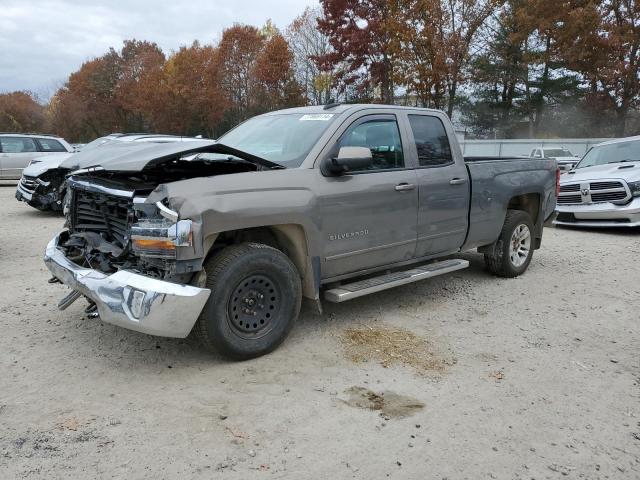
[340, 324, 449, 374]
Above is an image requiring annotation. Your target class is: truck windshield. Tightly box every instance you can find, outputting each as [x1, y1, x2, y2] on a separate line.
[576, 140, 640, 169]
[217, 113, 338, 168]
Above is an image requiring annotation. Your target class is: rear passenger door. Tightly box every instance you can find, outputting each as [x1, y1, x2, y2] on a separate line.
[0, 137, 39, 179]
[405, 113, 470, 257]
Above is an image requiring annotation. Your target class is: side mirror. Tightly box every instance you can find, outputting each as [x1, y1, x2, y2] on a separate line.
[324, 146, 372, 175]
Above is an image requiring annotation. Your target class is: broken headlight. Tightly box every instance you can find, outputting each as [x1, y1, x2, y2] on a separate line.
[131, 201, 192, 258]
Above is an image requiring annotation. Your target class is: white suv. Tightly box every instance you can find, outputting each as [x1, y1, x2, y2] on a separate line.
[0, 133, 73, 179]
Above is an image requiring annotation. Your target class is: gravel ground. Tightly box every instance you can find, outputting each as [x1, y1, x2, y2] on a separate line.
[1, 184, 639, 479]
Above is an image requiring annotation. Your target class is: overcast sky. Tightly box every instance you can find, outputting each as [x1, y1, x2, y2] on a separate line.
[0, 0, 318, 99]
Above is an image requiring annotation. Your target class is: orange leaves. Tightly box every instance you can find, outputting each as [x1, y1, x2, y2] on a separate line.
[0, 91, 47, 133]
[46, 22, 303, 141]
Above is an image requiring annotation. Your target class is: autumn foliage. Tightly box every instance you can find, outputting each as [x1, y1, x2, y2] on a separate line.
[43, 28, 303, 141]
[0, 1, 638, 141]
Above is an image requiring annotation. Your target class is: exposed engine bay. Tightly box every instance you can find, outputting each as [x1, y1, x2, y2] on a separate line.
[58, 148, 270, 281]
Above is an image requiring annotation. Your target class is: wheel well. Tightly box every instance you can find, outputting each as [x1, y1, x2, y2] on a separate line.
[204, 225, 316, 299]
[507, 193, 540, 225]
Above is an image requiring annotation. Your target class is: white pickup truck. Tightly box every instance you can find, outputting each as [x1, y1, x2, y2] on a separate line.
[555, 136, 640, 227]
[530, 147, 580, 171]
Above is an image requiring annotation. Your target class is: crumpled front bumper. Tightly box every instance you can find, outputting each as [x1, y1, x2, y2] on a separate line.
[15, 180, 33, 202]
[44, 232, 211, 338]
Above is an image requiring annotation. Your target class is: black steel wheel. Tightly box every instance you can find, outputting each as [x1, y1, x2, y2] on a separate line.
[194, 242, 301, 359]
[228, 274, 281, 337]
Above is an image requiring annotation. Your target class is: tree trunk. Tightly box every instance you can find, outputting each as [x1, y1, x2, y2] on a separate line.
[615, 105, 628, 137]
[447, 81, 456, 118]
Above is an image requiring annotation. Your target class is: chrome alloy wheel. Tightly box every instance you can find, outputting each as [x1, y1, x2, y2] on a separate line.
[508, 224, 531, 267]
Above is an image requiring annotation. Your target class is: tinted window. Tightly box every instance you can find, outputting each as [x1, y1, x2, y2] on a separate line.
[339, 119, 404, 171]
[37, 138, 66, 152]
[0, 137, 37, 153]
[408, 115, 452, 167]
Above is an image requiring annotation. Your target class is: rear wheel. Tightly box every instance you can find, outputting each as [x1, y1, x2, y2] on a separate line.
[194, 242, 301, 359]
[484, 210, 534, 278]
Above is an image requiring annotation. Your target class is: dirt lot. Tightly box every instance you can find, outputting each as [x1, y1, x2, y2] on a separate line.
[1, 184, 639, 479]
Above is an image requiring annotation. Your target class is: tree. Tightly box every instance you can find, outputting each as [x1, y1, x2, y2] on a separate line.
[254, 34, 304, 110]
[287, 7, 335, 105]
[317, 0, 404, 104]
[559, 0, 640, 136]
[0, 91, 48, 132]
[115, 39, 166, 131]
[461, 0, 588, 138]
[149, 42, 224, 137]
[50, 50, 123, 140]
[217, 24, 266, 129]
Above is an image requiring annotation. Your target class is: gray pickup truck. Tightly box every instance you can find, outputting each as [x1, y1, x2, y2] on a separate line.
[44, 105, 558, 359]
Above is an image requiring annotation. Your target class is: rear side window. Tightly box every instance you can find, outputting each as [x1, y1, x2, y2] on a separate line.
[36, 138, 66, 152]
[339, 119, 404, 171]
[408, 115, 453, 167]
[0, 137, 37, 153]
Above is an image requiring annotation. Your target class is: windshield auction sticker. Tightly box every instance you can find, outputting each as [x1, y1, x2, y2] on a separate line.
[299, 114, 334, 121]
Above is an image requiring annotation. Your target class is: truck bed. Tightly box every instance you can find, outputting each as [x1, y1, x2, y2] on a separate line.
[462, 157, 557, 250]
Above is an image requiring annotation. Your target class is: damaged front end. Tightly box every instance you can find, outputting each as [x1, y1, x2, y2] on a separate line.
[44, 141, 276, 338]
[45, 175, 212, 337]
[16, 169, 68, 211]
[59, 176, 198, 282]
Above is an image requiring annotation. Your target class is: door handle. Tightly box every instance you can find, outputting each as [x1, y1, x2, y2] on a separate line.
[449, 178, 467, 185]
[395, 183, 415, 192]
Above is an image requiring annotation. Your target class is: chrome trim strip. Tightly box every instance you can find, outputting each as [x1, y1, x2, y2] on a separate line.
[325, 238, 416, 262]
[68, 178, 134, 198]
[156, 201, 179, 222]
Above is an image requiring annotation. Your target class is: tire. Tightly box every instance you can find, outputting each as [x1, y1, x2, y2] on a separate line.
[484, 210, 535, 278]
[194, 242, 301, 359]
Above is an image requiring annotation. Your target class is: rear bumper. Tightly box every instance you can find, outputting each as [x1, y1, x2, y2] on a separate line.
[44, 232, 211, 338]
[554, 197, 640, 227]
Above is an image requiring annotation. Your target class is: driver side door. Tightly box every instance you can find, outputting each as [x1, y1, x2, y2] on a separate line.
[316, 114, 419, 279]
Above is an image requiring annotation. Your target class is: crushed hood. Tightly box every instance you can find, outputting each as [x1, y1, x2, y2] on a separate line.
[60, 140, 284, 172]
[23, 153, 74, 177]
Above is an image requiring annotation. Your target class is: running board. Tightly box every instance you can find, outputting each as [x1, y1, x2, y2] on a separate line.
[324, 259, 469, 303]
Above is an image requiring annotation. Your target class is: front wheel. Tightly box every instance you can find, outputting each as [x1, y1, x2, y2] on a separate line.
[484, 210, 535, 278]
[194, 242, 302, 359]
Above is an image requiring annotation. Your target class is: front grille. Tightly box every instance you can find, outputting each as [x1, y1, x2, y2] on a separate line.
[71, 188, 132, 247]
[557, 194, 582, 204]
[560, 184, 580, 193]
[558, 180, 630, 205]
[591, 191, 628, 202]
[20, 175, 37, 194]
[590, 181, 623, 190]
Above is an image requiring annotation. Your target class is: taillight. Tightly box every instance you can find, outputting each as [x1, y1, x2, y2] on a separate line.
[556, 169, 561, 196]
